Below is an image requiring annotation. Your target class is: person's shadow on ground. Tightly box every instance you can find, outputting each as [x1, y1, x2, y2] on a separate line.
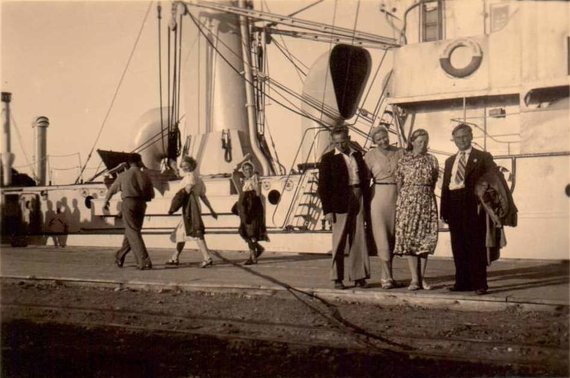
[428, 261, 569, 293]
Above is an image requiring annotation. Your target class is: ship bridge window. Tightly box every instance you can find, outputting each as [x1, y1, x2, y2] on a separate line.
[421, 0, 443, 42]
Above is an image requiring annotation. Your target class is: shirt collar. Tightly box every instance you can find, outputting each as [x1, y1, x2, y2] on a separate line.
[458, 147, 473, 156]
[335, 147, 356, 156]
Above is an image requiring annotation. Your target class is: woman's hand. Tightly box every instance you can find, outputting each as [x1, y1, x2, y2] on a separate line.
[211, 211, 218, 220]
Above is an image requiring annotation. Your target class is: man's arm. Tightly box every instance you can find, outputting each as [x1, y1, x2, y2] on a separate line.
[440, 158, 451, 223]
[482, 151, 497, 172]
[103, 179, 121, 209]
[317, 154, 335, 223]
[142, 172, 155, 201]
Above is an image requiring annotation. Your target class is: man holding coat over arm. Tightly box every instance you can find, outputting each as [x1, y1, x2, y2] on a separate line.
[318, 126, 370, 290]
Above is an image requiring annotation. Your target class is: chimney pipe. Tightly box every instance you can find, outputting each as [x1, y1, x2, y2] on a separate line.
[34, 116, 49, 186]
[1, 92, 15, 186]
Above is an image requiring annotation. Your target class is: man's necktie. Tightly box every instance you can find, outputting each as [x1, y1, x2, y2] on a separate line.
[455, 151, 466, 184]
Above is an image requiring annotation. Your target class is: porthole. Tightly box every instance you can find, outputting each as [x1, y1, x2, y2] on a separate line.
[268, 190, 281, 205]
[85, 196, 94, 209]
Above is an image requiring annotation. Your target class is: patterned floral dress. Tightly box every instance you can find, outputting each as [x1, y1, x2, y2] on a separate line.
[394, 151, 439, 256]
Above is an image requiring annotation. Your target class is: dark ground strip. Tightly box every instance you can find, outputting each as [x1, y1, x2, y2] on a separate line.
[2, 320, 562, 378]
[1, 281, 568, 377]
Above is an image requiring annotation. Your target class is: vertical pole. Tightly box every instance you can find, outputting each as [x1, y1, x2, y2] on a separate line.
[34, 116, 49, 186]
[238, 0, 271, 176]
[1, 92, 15, 186]
[483, 103, 487, 151]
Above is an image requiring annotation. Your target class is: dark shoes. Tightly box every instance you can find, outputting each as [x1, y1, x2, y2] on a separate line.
[334, 280, 345, 290]
[165, 259, 179, 266]
[254, 244, 265, 258]
[138, 263, 152, 270]
[448, 285, 488, 295]
[354, 279, 368, 288]
[448, 285, 470, 292]
[115, 254, 125, 268]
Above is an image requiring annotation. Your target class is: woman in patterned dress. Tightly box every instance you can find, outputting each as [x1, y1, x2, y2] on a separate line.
[394, 129, 439, 290]
[166, 156, 218, 268]
[364, 126, 404, 289]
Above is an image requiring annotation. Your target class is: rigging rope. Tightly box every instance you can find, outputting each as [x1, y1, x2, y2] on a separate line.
[313, 0, 338, 158]
[177, 11, 184, 127]
[157, 3, 166, 156]
[271, 39, 309, 71]
[171, 21, 178, 129]
[186, 11, 331, 130]
[272, 40, 307, 77]
[167, 8, 172, 135]
[74, 0, 153, 184]
[6, 111, 33, 174]
[262, 0, 306, 84]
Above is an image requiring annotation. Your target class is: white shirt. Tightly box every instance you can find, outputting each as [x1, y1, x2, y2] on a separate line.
[449, 147, 472, 191]
[177, 170, 205, 196]
[335, 147, 360, 185]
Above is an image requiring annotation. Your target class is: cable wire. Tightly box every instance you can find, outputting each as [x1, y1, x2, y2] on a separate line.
[74, 1, 154, 184]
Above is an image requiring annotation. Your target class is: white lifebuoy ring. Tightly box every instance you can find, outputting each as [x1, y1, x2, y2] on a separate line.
[439, 39, 483, 78]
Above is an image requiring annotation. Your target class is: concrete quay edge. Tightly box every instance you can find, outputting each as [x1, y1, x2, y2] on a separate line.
[1, 274, 566, 313]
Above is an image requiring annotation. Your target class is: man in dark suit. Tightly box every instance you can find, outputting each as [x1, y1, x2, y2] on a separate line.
[440, 123, 497, 295]
[103, 154, 155, 270]
[318, 126, 370, 289]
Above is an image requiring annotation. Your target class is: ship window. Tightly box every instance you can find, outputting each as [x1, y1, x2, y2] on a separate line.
[421, 0, 443, 42]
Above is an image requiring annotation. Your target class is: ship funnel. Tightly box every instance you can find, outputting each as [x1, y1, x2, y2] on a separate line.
[1, 92, 15, 186]
[300, 44, 371, 163]
[34, 116, 49, 186]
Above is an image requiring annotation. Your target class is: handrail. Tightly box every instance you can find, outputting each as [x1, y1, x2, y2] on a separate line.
[271, 126, 327, 228]
[450, 118, 519, 146]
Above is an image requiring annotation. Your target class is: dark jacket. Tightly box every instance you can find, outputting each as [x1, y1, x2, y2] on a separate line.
[440, 148, 496, 222]
[168, 188, 204, 237]
[474, 167, 518, 227]
[168, 189, 188, 214]
[318, 149, 369, 215]
[474, 166, 517, 264]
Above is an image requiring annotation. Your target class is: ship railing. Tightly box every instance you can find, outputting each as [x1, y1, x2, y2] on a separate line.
[270, 126, 328, 230]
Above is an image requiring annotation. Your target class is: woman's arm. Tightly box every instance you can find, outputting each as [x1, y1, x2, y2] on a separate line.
[252, 174, 261, 197]
[200, 194, 218, 219]
[431, 155, 440, 190]
[234, 152, 252, 171]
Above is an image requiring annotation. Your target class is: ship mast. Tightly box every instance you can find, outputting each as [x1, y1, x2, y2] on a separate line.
[238, 0, 271, 176]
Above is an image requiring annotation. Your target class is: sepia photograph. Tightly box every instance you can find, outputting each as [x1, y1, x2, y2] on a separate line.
[1, 0, 568, 376]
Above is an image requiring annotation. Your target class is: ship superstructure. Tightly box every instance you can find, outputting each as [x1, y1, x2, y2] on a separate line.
[1, 0, 568, 259]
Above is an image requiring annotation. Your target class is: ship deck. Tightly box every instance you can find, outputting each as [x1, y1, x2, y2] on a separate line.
[1, 245, 568, 310]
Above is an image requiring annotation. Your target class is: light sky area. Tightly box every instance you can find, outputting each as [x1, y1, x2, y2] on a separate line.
[1, 0, 395, 183]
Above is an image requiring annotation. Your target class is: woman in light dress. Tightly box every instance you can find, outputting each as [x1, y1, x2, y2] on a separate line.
[394, 129, 439, 290]
[166, 156, 218, 268]
[364, 126, 403, 289]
